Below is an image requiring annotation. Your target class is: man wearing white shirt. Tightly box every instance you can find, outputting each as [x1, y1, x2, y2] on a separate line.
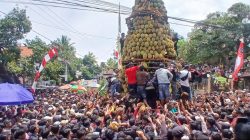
[179, 65, 192, 100]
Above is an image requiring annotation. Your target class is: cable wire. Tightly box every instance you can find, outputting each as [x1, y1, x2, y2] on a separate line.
[23, 0, 109, 41]
[25, 2, 62, 27]
[1, 0, 227, 30]
[45, 7, 102, 41]
[1, 0, 129, 14]
[168, 22, 194, 28]
[30, 0, 131, 14]
[32, 29, 53, 42]
[1, 6, 115, 40]
[1, 1, 228, 30]
[31, 20, 114, 40]
[20, 0, 86, 41]
[0, 10, 7, 15]
[70, 0, 131, 12]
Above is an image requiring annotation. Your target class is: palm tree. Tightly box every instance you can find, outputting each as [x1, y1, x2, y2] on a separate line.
[54, 35, 77, 81]
[82, 52, 98, 67]
[55, 35, 76, 62]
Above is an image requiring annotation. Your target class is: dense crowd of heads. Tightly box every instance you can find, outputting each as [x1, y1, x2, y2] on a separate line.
[0, 88, 249, 140]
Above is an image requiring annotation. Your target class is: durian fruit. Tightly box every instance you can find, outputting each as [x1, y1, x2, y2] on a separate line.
[142, 62, 148, 68]
[142, 53, 147, 59]
[123, 0, 177, 61]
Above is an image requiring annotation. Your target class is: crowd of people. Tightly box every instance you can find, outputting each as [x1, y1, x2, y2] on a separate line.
[0, 62, 249, 140]
[0, 87, 249, 140]
[123, 62, 230, 107]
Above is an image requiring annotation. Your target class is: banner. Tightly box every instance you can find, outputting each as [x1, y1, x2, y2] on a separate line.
[83, 79, 100, 88]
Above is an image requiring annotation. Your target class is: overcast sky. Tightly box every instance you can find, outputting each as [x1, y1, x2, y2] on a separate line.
[0, 0, 250, 63]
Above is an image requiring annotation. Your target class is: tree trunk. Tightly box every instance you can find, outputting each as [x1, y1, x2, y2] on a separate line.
[22, 75, 26, 86]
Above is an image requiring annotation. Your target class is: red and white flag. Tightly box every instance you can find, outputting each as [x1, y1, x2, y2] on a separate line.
[113, 50, 119, 59]
[232, 41, 245, 81]
[31, 47, 58, 93]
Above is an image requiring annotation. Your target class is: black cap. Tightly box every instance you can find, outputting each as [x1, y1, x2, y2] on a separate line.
[159, 63, 165, 68]
[184, 65, 189, 70]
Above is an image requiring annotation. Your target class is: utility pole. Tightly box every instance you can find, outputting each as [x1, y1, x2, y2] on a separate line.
[116, 2, 123, 70]
[58, 57, 69, 82]
[65, 63, 68, 82]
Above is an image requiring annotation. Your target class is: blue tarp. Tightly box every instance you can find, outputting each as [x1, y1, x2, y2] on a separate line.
[0, 83, 34, 105]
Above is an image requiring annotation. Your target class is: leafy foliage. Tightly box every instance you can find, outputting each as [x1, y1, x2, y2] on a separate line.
[100, 62, 107, 70]
[54, 35, 76, 62]
[228, 3, 250, 20]
[26, 37, 49, 63]
[53, 35, 78, 82]
[106, 58, 118, 70]
[7, 57, 35, 84]
[181, 3, 250, 65]
[98, 78, 107, 96]
[81, 52, 102, 79]
[1, 8, 115, 85]
[177, 39, 188, 61]
[82, 52, 97, 67]
[0, 8, 32, 63]
[43, 60, 64, 83]
[7, 61, 23, 75]
[80, 66, 93, 80]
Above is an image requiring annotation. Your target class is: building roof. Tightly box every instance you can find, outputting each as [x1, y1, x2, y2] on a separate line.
[19, 45, 33, 58]
[102, 69, 115, 75]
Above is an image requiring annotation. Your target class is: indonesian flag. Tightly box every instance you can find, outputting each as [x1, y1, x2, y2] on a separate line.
[232, 42, 245, 81]
[114, 50, 119, 59]
[31, 47, 58, 93]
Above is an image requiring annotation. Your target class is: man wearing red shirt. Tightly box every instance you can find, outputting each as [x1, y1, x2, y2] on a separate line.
[125, 63, 139, 94]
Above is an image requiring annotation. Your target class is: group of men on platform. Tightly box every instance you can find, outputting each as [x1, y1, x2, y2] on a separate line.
[124, 62, 192, 108]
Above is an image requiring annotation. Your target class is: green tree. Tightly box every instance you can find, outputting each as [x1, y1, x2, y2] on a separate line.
[0, 8, 32, 83]
[100, 62, 107, 71]
[228, 3, 250, 21]
[54, 35, 81, 82]
[24, 37, 67, 84]
[43, 60, 64, 83]
[81, 52, 101, 79]
[106, 58, 118, 70]
[80, 66, 93, 80]
[0, 8, 32, 63]
[69, 57, 84, 80]
[182, 3, 250, 65]
[82, 52, 97, 67]
[54, 35, 76, 62]
[26, 37, 49, 63]
[177, 39, 188, 61]
[7, 57, 34, 85]
[6, 37, 48, 85]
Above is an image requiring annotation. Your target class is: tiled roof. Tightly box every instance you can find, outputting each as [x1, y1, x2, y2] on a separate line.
[19, 45, 33, 58]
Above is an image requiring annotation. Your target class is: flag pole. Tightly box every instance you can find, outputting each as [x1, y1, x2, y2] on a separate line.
[116, 2, 122, 70]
